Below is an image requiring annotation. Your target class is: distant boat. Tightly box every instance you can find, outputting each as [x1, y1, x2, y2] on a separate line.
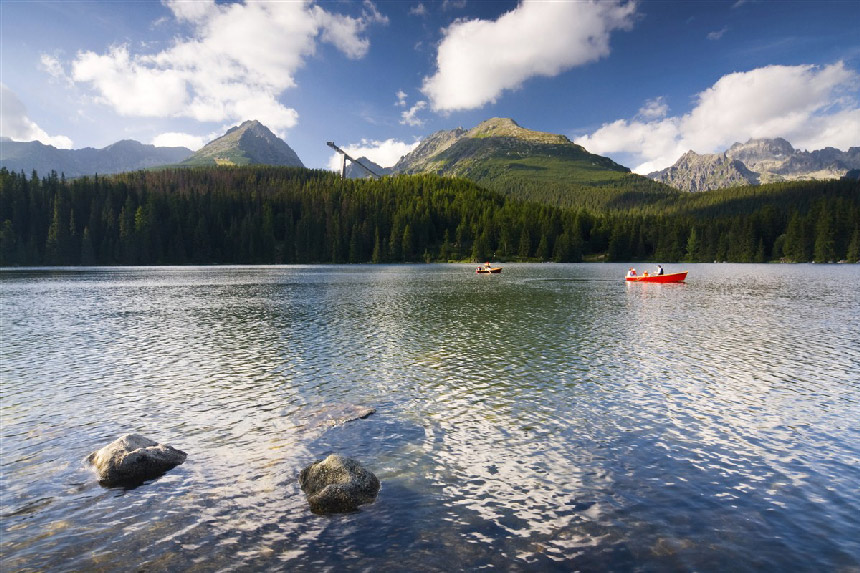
[476, 266, 502, 274]
[625, 271, 687, 283]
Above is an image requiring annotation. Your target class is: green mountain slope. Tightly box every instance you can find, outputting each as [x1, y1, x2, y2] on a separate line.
[393, 118, 674, 206]
[180, 120, 304, 167]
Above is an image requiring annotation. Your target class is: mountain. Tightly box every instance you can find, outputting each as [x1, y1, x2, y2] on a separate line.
[645, 150, 758, 192]
[392, 118, 631, 190]
[388, 117, 678, 208]
[649, 138, 860, 191]
[180, 120, 304, 167]
[344, 156, 390, 179]
[0, 138, 192, 178]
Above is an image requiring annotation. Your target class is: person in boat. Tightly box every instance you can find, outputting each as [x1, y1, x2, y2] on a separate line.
[627, 268, 637, 277]
[485, 262, 492, 269]
[656, 265, 664, 276]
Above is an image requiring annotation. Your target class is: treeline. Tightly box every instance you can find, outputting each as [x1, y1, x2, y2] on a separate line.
[0, 166, 858, 266]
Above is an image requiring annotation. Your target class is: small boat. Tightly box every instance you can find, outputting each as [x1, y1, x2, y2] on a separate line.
[476, 267, 502, 274]
[625, 271, 687, 283]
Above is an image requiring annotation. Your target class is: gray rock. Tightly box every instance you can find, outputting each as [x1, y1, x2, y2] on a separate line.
[299, 454, 380, 514]
[305, 404, 375, 430]
[86, 434, 187, 487]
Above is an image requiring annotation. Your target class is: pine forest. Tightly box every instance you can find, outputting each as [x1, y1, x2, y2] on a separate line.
[1, 166, 858, 266]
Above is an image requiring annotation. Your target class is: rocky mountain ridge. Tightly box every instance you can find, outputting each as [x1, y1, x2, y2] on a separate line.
[648, 138, 860, 191]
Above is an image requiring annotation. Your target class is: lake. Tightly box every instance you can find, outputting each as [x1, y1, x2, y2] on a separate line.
[1, 263, 859, 571]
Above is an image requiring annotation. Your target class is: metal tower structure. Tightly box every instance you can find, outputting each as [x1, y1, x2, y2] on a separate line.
[326, 141, 380, 179]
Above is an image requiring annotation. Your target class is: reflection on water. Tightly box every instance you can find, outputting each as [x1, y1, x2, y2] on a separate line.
[2, 264, 859, 571]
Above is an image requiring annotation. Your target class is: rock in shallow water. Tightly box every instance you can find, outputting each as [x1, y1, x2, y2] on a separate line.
[299, 454, 380, 514]
[86, 434, 187, 487]
[305, 404, 375, 429]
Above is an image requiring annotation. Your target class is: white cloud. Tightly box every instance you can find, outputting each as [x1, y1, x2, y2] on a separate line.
[396, 90, 408, 107]
[707, 27, 728, 40]
[400, 101, 427, 126]
[422, 0, 636, 111]
[410, 3, 427, 17]
[326, 138, 420, 171]
[40, 54, 72, 86]
[0, 84, 74, 148]
[576, 62, 860, 173]
[66, 0, 386, 134]
[151, 131, 210, 150]
[637, 96, 668, 120]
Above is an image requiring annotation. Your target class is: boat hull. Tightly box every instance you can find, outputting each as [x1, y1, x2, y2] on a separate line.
[476, 268, 502, 274]
[625, 271, 687, 283]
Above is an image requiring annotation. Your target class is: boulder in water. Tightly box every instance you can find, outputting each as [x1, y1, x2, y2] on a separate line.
[86, 434, 187, 487]
[299, 454, 380, 514]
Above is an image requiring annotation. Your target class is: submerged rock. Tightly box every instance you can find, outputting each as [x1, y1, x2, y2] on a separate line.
[86, 434, 187, 487]
[305, 404, 375, 429]
[299, 454, 380, 514]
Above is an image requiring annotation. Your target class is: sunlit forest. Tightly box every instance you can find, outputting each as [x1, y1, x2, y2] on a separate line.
[1, 166, 858, 266]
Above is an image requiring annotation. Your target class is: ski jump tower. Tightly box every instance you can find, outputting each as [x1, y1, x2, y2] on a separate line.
[326, 141, 380, 179]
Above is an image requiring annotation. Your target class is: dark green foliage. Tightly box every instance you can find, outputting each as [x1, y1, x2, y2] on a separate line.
[1, 166, 858, 266]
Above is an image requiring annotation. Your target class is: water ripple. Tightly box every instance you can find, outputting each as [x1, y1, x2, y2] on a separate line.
[1, 264, 859, 571]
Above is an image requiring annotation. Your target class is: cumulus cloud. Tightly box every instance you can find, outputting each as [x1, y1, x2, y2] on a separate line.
[575, 62, 860, 173]
[0, 84, 73, 148]
[326, 138, 420, 171]
[400, 101, 427, 126]
[396, 90, 408, 107]
[66, 0, 386, 134]
[40, 54, 73, 86]
[637, 96, 668, 120]
[151, 131, 211, 150]
[422, 0, 636, 111]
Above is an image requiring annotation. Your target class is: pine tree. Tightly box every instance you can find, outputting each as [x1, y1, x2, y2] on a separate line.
[813, 206, 836, 263]
[685, 226, 699, 262]
[518, 227, 531, 259]
[845, 226, 860, 262]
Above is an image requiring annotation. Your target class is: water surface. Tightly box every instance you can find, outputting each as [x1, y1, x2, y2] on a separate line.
[2, 264, 859, 571]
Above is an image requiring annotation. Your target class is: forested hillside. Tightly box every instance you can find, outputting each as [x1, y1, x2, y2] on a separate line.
[1, 166, 858, 266]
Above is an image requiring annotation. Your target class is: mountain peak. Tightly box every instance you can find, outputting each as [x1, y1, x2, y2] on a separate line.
[728, 137, 795, 161]
[225, 119, 266, 136]
[391, 117, 631, 200]
[467, 117, 569, 144]
[181, 120, 303, 167]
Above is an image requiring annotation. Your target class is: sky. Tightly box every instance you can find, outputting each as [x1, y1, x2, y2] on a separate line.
[1, 0, 859, 174]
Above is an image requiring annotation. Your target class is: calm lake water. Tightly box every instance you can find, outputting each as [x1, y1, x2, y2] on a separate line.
[1, 263, 859, 571]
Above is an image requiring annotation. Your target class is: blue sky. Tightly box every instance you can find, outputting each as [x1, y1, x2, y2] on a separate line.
[1, 0, 858, 173]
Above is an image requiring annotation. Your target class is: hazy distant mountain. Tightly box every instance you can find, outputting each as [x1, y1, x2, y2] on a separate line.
[390, 118, 657, 203]
[648, 138, 860, 191]
[0, 137, 192, 178]
[180, 120, 304, 167]
[344, 156, 390, 179]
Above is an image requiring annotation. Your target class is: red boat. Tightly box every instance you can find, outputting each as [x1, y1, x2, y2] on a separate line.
[476, 267, 502, 274]
[625, 271, 687, 283]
